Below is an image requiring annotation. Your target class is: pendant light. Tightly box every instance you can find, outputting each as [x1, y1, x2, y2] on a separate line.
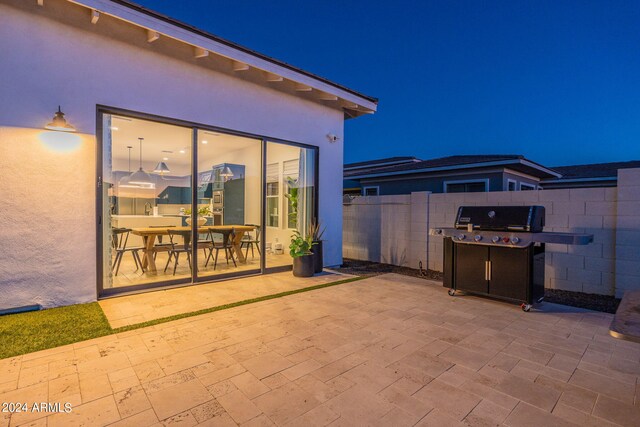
[118, 146, 137, 188]
[153, 161, 171, 175]
[220, 166, 234, 181]
[129, 137, 155, 188]
[45, 106, 76, 132]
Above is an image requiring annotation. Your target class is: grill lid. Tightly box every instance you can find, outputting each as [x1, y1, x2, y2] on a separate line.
[455, 206, 545, 232]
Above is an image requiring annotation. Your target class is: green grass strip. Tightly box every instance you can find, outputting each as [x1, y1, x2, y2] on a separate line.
[0, 276, 364, 359]
[0, 303, 112, 360]
[113, 276, 365, 333]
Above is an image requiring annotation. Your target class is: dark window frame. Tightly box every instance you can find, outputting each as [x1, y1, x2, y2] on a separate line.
[96, 105, 319, 298]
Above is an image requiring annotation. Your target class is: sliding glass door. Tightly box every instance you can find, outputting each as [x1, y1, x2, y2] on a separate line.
[264, 142, 317, 270]
[98, 109, 317, 296]
[194, 130, 262, 281]
[100, 114, 193, 292]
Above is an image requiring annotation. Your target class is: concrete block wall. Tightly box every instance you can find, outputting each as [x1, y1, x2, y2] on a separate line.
[343, 195, 411, 265]
[615, 169, 640, 297]
[343, 168, 640, 296]
[427, 187, 620, 295]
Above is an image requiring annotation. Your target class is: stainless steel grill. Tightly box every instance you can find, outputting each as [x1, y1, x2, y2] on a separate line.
[430, 205, 594, 311]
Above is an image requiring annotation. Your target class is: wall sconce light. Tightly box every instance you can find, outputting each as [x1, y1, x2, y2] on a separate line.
[326, 133, 339, 143]
[45, 106, 76, 132]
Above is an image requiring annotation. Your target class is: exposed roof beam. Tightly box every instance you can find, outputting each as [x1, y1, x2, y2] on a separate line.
[318, 93, 338, 101]
[147, 29, 160, 43]
[90, 9, 100, 24]
[344, 102, 358, 109]
[295, 83, 312, 92]
[265, 72, 283, 82]
[61, 0, 377, 111]
[194, 47, 209, 58]
[232, 61, 249, 71]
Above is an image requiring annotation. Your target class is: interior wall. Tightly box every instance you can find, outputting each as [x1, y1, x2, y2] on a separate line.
[199, 142, 262, 226]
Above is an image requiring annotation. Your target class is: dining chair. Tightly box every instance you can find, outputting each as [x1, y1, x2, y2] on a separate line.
[149, 225, 175, 261]
[205, 228, 237, 270]
[240, 224, 261, 259]
[164, 230, 192, 275]
[111, 228, 144, 276]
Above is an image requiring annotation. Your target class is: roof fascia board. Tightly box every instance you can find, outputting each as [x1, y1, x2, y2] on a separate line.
[346, 159, 560, 180]
[346, 159, 526, 179]
[67, 0, 377, 111]
[502, 168, 542, 181]
[359, 168, 507, 184]
[519, 159, 561, 178]
[344, 159, 417, 171]
[542, 176, 617, 183]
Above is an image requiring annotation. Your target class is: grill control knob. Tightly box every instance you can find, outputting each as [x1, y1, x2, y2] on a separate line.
[502, 237, 510, 243]
[457, 234, 466, 241]
[474, 235, 482, 242]
[511, 236, 520, 244]
[491, 236, 500, 243]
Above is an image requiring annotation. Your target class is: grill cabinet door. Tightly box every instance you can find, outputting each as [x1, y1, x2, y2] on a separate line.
[454, 244, 489, 294]
[443, 237, 454, 288]
[488, 246, 529, 302]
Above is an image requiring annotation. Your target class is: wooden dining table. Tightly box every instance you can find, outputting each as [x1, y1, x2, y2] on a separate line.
[131, 225, 256, 273]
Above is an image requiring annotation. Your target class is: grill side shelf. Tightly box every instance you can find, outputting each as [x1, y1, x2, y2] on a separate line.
[530, 232, 593, 245]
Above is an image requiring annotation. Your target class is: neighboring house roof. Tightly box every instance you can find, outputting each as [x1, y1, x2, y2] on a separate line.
[344, 154, 561, 179]
[64, 0, 377, 116]
[549, 161, 640, 180]
[344, 156, 420, 171]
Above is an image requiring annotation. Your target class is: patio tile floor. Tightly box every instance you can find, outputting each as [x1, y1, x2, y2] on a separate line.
[2, 273, 640, 426]
[99, 271, 353, 328]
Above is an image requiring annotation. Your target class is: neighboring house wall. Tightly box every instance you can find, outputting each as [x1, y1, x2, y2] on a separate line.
[343, 168, 640, 297]
[503, 171, 540, 190]
[0, 2, 345, 309]
[359, 171, 505, 195]
[353, 169, 542, 195]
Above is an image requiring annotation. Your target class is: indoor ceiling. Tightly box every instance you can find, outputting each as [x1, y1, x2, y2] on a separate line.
[111, 115, 260, 174]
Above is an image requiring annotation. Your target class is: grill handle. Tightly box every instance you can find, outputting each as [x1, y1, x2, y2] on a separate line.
[485, 261, 492, 281]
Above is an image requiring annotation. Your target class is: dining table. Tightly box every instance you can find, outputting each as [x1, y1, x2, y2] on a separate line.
[130, 225, 256, 273]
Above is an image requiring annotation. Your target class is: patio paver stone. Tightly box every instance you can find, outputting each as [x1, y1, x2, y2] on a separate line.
[1, 273, 640, 426]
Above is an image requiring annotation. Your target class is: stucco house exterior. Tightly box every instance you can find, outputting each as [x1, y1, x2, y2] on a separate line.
[0, 0, 376, 311]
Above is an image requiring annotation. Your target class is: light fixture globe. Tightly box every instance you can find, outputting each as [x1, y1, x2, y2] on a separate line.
[129, 167, 156, 188]
[127, 137, 155, 188]
[45, 106, 76, 132]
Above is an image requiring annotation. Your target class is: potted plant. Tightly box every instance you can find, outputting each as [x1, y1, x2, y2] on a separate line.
[289, 230, 316, 277]
[185, 206, 211, 226]
[308, 220, 326, 274]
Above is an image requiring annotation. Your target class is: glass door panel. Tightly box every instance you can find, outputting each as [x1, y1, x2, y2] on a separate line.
[195, 130, 262, 280]
[264, 142, 316, 270]
[101, 114, 193, 292]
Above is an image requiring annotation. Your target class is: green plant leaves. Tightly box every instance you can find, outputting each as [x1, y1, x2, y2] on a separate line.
[289, 229, 316, 257]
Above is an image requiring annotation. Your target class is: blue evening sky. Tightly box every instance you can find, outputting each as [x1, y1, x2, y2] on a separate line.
[132, 0, 640, 166]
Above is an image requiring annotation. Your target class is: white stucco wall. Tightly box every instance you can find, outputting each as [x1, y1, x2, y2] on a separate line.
[0, 128, 96, 309]
[0, 1, 347, 309]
